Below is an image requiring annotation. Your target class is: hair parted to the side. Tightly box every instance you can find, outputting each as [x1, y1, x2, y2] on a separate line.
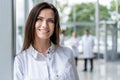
[22, 2, 60, 50]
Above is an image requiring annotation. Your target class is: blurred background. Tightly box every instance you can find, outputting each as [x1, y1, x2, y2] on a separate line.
[0, 0, 120, 80]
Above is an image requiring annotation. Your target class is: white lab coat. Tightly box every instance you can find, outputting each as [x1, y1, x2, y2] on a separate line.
[67, 37, 79, 58]
[81, 35, 94, 58]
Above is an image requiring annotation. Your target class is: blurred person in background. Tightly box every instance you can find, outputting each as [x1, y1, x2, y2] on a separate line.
[81, 29, 94, 72]
[59, 29, 66, 46]
[67, 31, 80, 66]
[14, 2, 79, 80]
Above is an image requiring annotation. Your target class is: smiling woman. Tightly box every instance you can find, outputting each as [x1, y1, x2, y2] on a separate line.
[35, 9, 55, 41]
[14, 2, 79, 80]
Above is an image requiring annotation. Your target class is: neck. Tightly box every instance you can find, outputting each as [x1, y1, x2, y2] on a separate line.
[33, 39, 51, 55]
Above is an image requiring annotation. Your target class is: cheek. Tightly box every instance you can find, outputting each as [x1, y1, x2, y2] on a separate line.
[35, 23, 39, 35]
[34, 28, 38, 37]
[35, 22, 40, 32]
[35, 22, 40, 28]
[51, 26, 55, 34]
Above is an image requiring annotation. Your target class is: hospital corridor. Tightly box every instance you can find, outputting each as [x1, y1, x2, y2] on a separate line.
[77, 58, 120, 80]
[0, 0, 120, 80]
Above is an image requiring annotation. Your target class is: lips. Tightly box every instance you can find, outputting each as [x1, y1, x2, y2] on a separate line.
[39, 29, 49, 33]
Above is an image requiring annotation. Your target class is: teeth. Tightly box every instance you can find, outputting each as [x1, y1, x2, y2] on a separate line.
[39, 29, 48, 32]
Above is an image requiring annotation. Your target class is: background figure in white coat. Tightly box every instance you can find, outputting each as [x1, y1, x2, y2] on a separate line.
[60, 29, 65, 46]
[81, 29, 94, 72]
[68, 32, 79, 66]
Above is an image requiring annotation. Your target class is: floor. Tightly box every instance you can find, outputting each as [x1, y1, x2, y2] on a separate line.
[77, 59, 120, 80]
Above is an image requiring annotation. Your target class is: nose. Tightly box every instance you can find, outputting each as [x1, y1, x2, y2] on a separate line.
[41, 20, 48, 28]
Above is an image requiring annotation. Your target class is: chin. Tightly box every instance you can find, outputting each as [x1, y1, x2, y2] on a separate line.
[39, 36, 50, 40]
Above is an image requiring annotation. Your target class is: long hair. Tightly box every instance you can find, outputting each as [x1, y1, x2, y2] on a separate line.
[22, 2, 60, 50]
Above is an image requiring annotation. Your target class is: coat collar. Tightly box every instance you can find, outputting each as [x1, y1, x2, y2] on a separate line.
[28, 42, 57, 59]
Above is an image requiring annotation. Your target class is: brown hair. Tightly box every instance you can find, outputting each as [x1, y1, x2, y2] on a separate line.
[85, 29, 89, 33]
[22, 2, 60, 50]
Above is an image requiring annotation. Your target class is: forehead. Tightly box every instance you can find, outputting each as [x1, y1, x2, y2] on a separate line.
[38, 9, 54, 18]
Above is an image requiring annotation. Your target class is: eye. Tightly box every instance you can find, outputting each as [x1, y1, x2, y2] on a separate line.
[36, 17, 43, 21]
[47, 19, 55, 23]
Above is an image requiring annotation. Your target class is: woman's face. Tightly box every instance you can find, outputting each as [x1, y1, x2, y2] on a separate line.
[35, 9, 55, 40]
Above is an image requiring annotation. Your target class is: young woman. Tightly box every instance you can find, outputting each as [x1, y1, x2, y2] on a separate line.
[14, 2, 79, 80]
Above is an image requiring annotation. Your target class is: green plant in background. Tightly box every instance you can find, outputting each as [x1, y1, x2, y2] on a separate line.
[57, 2, 110, 37]
[68, 2, 110, 36]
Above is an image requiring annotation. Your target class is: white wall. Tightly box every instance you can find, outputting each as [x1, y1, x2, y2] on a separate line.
[0, 0, 15, 80]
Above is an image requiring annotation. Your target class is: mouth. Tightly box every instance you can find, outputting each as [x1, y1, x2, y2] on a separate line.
[39, 29, 49, 33]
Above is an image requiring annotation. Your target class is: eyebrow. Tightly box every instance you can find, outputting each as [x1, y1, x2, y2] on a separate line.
[37, 16, 54, 19]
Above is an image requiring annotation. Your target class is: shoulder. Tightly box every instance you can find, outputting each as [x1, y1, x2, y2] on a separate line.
[81, 35, 85, 40]
[82, 35, 85, 38]
[56, 46, 73, 58]
[58, 46, 72, 52]
[88, 34, 93, 37]
[89, 35, 94, 39]
[15, 45, 33, 59]
[14, 49, 29, 64]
